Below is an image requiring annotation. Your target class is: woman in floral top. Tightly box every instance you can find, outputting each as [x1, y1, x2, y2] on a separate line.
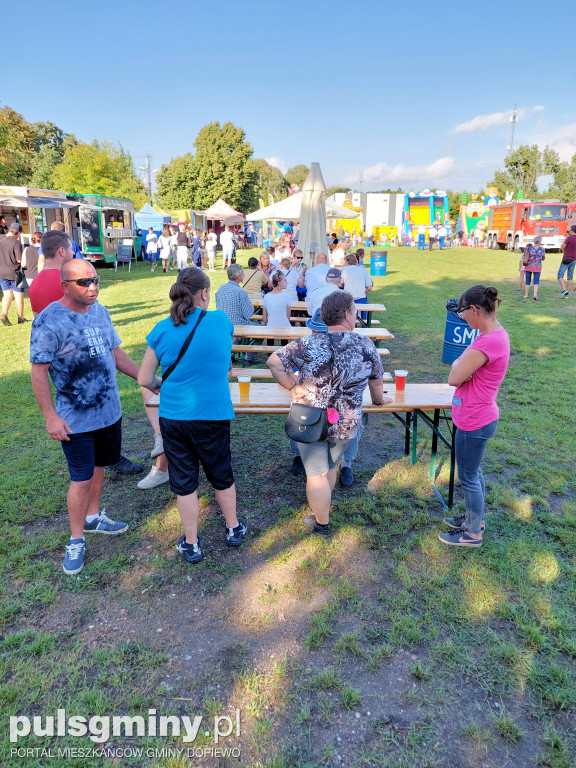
[523, 235, 545, 301]
[267, 290, 392, 536]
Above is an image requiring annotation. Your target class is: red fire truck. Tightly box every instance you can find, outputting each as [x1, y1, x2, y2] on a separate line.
[486, 200, 567, 252]
[566, 202, 576, 232]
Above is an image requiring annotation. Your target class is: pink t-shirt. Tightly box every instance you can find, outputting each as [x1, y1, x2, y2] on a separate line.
[452, 327, 510, 431]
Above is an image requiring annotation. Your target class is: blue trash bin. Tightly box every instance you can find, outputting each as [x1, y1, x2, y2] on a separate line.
[370, 251, 387, 277]
[442, 300, 481, 363]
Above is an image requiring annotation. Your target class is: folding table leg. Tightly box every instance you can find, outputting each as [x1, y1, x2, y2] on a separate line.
[430, 409, 440, 482]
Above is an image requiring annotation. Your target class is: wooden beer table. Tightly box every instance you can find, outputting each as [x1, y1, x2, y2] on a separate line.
[230, 382, 457, 509]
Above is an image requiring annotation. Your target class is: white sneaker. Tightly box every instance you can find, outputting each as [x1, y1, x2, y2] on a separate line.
[151, 433, 164, 458]
[137, 466, 169, 489]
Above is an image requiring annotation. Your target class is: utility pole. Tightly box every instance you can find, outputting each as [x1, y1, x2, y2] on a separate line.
[507, 106, 519, 155]
[139, 155, 158, 198]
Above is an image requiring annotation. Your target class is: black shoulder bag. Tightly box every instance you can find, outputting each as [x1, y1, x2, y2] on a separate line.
[162, 310, 207, 383]
[284, 337, 334, 444]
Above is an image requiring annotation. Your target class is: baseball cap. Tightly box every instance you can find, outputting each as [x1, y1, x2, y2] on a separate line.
[305, 309, 328, 332]
[326, 268, 341, 279]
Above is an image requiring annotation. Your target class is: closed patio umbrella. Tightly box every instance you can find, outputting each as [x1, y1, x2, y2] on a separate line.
[297, 163, 328, 267]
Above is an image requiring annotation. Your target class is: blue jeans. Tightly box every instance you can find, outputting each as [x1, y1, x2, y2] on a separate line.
[417, 234, 425, 250]
[455, 420, 498, 534]
[439, 236, 446, 249]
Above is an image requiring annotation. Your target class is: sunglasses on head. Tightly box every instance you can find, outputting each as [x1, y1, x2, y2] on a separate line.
[63, 276, 100, 287]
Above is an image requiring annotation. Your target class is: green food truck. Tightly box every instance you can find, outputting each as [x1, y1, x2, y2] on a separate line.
[68, 194, 144, 264]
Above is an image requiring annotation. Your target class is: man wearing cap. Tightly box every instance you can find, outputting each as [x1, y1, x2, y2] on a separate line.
[289, 308, 366, 486]
[558, 225, 576, 297]
[307, 268, 343, 317]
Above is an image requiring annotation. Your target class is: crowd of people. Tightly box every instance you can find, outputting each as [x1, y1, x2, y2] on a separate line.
[3, 215, 573, 573]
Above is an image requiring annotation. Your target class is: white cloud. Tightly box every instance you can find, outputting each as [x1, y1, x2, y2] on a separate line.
[533, 122, 576, 161]
[355, 157, 455, 186]
[451, 109, 528, 134]
[265, 156, 287, 173]
[532, 105, 545, 113]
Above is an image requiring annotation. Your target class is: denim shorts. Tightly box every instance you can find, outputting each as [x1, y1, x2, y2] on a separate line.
[557, 260, 575, 281]
[525, 270, 541, 285]
[298, 438, 350, 476]
[61, 418, 122, 481]
[0, 278, 23, 294]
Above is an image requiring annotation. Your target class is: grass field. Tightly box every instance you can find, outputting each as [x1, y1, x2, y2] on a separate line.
[1, 246, 575, 768]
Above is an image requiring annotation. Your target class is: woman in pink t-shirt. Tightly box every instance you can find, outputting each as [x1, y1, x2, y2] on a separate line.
[439, 285, 510, 548]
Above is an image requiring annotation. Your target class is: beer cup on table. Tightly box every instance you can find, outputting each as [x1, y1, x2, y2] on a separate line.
[394, 370, 408, 391]
[238, 376, 251, 398]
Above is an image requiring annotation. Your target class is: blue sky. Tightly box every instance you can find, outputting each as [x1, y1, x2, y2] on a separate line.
[4, 0, 575, 195]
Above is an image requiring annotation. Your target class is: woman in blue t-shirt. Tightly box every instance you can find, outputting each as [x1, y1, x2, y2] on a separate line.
[138, 267, 247, 564]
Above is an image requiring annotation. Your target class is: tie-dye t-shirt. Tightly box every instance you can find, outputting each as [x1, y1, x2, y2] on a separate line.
[30, 301, 122, 433]
[276, 331, 384, 440]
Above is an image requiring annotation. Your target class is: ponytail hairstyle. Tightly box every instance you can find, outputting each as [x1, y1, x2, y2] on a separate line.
[169, 267, 210, 326]
[459, 285, 501, 314]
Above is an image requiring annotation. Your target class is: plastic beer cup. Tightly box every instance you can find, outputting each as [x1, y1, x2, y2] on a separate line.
[238, 376, 251, 398]
[394, 370, 408, 391]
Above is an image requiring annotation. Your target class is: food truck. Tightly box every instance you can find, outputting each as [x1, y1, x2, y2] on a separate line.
[67, 194, 143, 263]
[0, 185, 78, 244]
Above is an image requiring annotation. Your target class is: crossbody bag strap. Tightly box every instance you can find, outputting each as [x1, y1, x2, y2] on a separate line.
[161, 309, 207, 383]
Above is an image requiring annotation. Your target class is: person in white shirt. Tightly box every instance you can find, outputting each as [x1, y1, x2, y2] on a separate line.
[304, 252, 331, 294]
[437, 225, 447, 250]
[262, 272, 292, 327]
[341, 254, 373, 306]
[205, 228, 217, 271]
[284, 249, 305, 302]
[146, 227, 158, 272]
[428, 226, 438, 251]
[220, 225, 235, 270]
[417, 224, 426, 251]
[307, 268, 343, 316]
[157, 226, 172, 273]
[331, 241, 347, 266]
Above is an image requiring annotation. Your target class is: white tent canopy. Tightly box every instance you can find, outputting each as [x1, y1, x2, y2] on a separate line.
[246, 193, 359, 222]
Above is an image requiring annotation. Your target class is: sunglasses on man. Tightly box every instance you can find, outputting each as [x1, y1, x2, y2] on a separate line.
[63, 277, 100, 287]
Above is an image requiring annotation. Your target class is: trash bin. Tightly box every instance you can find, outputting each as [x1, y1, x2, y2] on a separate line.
[370, 251, 387, 277]
[442, 299, 481, 363]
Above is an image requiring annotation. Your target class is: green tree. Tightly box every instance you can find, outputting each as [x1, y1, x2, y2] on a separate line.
[252, 159, 289, 205]
[156, 121, 258, 213]
[0, 105, 36, 183]
[546, 154, 576, 202]
[285, 164, 309, 189]
[446, 190, 461, 221]
[30, 133, 77, 189]
[487, 145, 560, 200]
[326, 186, 349, 197]
[52, 140, 147, 207]
[155, 153, 196, 209]
[190, 122, 257, 212]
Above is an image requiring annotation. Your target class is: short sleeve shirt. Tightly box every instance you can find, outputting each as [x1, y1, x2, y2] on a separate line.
[524, 244, 545, 272]
[146, 308, 234, 421]
[452, 327, 510, 431]
[28, 269, 64, 314]
[30, 302, 122, 433]
[276, 332, 384, 440]
[562, 235, 576, 261]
